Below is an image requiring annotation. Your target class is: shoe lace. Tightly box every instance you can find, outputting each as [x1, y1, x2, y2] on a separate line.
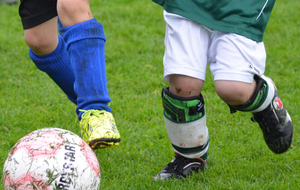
[165, 154, 190, 176]
[80, 109, 106, 120]
[79, 109, 117, 133]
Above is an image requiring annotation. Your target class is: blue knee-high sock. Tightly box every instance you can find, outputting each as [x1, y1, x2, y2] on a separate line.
[57, 17, 66, 37]
[63, 18, 112, 119]
[29, 35, 77, 104]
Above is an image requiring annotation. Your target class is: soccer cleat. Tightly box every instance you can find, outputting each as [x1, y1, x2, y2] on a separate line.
[153, 153, 206, 181]
[80, 109, 121, 149]
[251, 78, 293, 154]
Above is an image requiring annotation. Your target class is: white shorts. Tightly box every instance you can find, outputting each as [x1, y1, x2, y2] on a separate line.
[163, 10, 266, 84]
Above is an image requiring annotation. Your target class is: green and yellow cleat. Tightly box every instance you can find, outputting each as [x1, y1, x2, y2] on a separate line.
[79, 109, 121, 149]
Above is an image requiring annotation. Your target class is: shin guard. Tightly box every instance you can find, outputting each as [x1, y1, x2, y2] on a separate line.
[229, 75, 293, 154]
[162, 88, 209, 159]
[229, 75, 275, 113]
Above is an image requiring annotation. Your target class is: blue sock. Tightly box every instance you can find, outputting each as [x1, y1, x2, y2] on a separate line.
[63, 18, 112, 119]
[29, 35, 77, 104]
[57, 17, 66, 37]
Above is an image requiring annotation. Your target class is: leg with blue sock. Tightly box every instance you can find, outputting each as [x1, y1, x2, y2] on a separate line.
[29, 35, 77, 104]
[63, 19, 120, 149]
[154, 88, 208, 181]
[57, 17, 66, 37]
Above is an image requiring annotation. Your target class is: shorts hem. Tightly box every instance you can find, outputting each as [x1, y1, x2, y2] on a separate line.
[163, 67, 206, 82]
[213, 73, 254, 83]
[21, 9, 58, 29]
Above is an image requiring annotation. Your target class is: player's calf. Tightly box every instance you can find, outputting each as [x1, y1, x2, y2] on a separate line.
[229, 75, 293, 154]
[154, 88, 208, 181]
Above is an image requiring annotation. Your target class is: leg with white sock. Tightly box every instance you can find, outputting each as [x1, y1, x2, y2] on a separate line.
[218, 75, 293, 154]
[154, 75, 209, 181]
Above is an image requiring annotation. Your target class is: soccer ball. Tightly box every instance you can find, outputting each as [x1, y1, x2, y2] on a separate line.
[3, 128, 101, 190]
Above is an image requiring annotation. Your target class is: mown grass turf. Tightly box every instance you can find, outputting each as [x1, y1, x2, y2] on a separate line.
[1, 0, 299, 189]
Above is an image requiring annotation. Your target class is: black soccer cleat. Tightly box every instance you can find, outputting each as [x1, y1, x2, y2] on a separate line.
[153, 153, 206, 181]
[252, 90, 293, 154]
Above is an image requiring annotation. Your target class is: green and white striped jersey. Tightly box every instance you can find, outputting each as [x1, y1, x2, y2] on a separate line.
[152, 0, 275, 42]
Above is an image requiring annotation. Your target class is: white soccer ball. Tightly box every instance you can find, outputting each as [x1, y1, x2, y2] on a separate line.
[3, 128, 101, 190]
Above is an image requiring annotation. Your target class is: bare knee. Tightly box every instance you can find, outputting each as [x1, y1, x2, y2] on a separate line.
[215, 80, 256, 105]
[169, 75, 204, 97]
[24, 18, 58, 55]
[57, 0, 93, 26]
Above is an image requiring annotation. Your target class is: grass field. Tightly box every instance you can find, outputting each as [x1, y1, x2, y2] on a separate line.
[1, 0, 300, 189]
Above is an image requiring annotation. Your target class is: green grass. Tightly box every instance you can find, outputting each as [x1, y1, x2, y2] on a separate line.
[1, 0, 300, 189]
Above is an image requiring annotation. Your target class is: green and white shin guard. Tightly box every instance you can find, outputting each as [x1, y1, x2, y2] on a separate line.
[229, 75, 293, 154]
[229, 75, 275, 113]
[162, 88, 209, 160]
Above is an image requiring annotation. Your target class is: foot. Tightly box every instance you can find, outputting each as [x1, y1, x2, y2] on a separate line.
[252, 76, 293, 154]
[80, 109, 121, 149]
[153, 153, 206, 181]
